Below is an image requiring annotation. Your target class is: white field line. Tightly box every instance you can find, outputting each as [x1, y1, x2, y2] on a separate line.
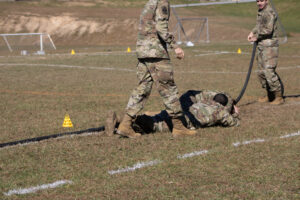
[0, 63, 135, 72]
[0, 51, 136, 58]
[180, 70, 245, 74]
[50, 51, 136, 57]
[233, 139, 266, 147]
[195, 51, 250, 57]
[177, 150, 208, 159]
[108, 160, 162, 175]
[171, 0, 256, 8]
[4, 180, 72, 196]
[0, 63, 299, 74]
[108, 130, 299, 175]
[1, 49, 298, 58]
[280, 131, 300, 139]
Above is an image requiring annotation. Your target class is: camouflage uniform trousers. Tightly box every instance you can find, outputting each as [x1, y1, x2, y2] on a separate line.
[126, 58, 182, 118]
[256, 45, 281, 92]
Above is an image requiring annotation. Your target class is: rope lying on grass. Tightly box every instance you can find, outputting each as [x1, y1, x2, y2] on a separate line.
[0, 126, 105, 149]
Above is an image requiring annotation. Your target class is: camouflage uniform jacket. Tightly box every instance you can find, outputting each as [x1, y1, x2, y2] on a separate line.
[179, 90, 240, 128]
[136, 0, 178, 59]
[252, 4, 279, 47]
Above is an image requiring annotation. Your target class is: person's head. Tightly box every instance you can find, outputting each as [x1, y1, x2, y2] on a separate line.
[213, 93, 228, 106]
[256, 0, 268, 10]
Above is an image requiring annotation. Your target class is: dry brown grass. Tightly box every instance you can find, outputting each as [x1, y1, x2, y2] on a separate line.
[0, 38, 299, 199]
[0, 1, 299, 199]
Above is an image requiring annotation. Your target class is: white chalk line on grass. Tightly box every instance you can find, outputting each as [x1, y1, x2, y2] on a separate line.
[233, 139, 266, 147]
[0, 63, 135, 72]
[53, 51, 136, 56]
[4, 180, 72, 196]
[280, 131, 300, 138]
[0, 50, 136, 58]
[108, 130, 300, 175]
[108, 160, 162, 175]
[195, 51, 250, 57]
[177, 150, 208, 159]
[1, 63, 299, 74]
[233, 130, 300, 147]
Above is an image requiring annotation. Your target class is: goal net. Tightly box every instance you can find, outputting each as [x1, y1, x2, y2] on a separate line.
[0, 33, 56, 55]
[173, 15, 209, 46]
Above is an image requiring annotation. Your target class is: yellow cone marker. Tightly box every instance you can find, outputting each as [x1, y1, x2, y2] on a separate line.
[71, 49, 75, 55]
[237, 48, 242, 54]
[62, 114, 73, 128]
[127, 47, 131, 53]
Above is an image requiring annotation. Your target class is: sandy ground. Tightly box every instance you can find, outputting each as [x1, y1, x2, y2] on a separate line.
[0, 2, 296, 47]
[0, 2, 257, 47]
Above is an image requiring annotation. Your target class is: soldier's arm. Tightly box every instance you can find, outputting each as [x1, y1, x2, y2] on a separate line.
[218, 109, 240, 127]
[155, 0, 178, 49]
[248, 12, 259, 42]
[251, 18, 259, 36]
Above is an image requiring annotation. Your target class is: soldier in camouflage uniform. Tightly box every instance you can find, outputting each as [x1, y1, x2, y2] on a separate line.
[106, 90, 239, 136]
[117, 0, 196, 138]
[248, 0, 284, 105]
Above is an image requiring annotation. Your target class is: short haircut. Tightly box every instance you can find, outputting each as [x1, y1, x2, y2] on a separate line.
[213, 93, 228, 106]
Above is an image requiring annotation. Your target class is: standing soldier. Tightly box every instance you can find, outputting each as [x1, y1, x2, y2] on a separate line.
[117, 0, 196, 138]
[248, 0, 284, 105]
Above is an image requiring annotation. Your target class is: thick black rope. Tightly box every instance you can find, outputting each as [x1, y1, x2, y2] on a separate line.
[235, 42, 257, 104]
[0, 126, 105, 149]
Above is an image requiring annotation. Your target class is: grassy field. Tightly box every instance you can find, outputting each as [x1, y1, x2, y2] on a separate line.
[1, 40, 299, 199]
[0, 0, 300, 199]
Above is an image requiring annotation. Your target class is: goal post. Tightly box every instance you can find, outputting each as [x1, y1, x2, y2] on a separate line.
[0, 33, 56, 55]
[173, 16, 210, 46]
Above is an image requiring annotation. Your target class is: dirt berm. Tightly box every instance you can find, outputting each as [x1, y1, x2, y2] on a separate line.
[0, 1, 252, 47]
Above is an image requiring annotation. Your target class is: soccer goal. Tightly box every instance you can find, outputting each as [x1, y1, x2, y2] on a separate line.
[0, 33, 56, 55]
[172, 15, 210, 46]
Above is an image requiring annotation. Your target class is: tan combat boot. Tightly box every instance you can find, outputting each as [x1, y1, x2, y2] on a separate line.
[270, 91, 284, 105]
[258, 90, 270, 103]
[258, 96, 269, 103]
[172, 117, 197, 137]
[116, 114, 141, 138]
[105, 110, 119, 136]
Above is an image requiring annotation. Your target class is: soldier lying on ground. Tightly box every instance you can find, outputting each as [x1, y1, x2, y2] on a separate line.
[105, 90, 240, 137]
